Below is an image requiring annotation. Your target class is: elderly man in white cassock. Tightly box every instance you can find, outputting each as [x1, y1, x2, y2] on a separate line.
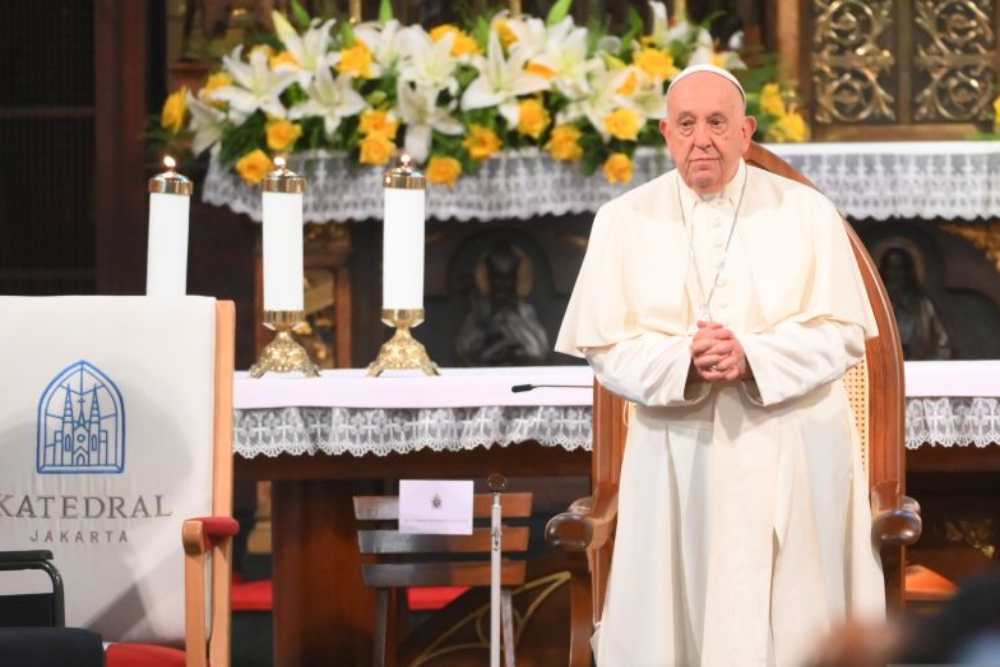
[555, 65, 886, 666]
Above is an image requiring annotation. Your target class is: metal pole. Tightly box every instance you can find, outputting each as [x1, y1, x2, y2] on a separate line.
[488, 473, 506, 667]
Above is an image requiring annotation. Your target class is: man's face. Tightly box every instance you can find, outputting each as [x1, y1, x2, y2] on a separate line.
[659, 73, 756, 195]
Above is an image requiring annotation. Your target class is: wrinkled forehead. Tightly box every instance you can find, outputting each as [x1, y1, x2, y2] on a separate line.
[665, 72, 746, 117]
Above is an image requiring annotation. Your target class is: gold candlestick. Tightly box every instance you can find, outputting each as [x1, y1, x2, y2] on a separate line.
[509, 0, 522, 17]
[367, 309, 439, 377]
[250, 311, 320, 378]
[349, 0, 361, 23]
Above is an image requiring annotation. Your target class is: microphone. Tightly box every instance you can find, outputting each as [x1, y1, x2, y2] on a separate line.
[511, 383, 591, 393]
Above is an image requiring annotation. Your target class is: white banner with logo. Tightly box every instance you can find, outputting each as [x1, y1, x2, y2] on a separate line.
[0, 296, 217, 645]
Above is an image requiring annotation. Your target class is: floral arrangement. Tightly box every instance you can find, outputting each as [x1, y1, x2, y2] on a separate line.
[155, 0, 808, 188]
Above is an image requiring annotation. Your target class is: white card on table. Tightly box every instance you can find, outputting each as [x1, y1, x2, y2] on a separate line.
[399, 479, 474, 535]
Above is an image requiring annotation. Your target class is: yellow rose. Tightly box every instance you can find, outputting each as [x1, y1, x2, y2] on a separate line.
[463, 125, 503, 160]
[359, 133, 396, 166]
[760, 83, 786, 117]
[430, 24, 481, 57]
[359, 110, 399, 140]
[546, 124, 583, 162]
[161, 87, 188, 133]
[426, 155, 463, 187]
[266, 119, 303, 152]
[526, 61, 556, 80]
[603, 152, 633, 184]
[711, 52, 727, 69]
[338, 41, 374, 78]
[765, 110, 810, 143]
[994, 95, 1000, 131]
[270, 50, 300, 69]
[633, 48, 678, 80]
[236, 149, 274, 185]
[603, 107, 641, 141]
[517, 98, 550, 140]
[496, 20, 518, 48]
[617, 70, 638, 96]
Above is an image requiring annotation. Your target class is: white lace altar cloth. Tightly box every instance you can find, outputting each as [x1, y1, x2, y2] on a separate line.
[203, 141, 1000, 223]
[232, 362, 1000, 458]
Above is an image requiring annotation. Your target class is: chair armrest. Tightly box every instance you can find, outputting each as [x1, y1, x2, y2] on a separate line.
[0, 550, 55, 564]
[546, 484, 619, 552]
[181, 516, 239, 556]
[870, 483, 922, 547]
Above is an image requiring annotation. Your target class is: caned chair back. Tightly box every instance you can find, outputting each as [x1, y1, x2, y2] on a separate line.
[587, 144, 908, 620]
[0, 297, 234, 665]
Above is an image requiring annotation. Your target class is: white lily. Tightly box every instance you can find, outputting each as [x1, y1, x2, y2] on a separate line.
[494, 12, 547, 61]
[461, 31, 550, 127]
[395, 80, 463, 164]
[689, 43, 747, 70]
[214, 45, 297, 122]
[185, 91, 226, 156]
[648, 1, 698, 47]
[528, 20, 601, 100]
[557, 63, 638, 138]
[271, 12, 337, 87]
[397, 26, 460, 96]
[618, 66, 667, 121]
[288, 66, 366, 139]
[354, 19, 404, 75]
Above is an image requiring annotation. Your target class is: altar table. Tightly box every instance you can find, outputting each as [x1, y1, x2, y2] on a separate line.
[234, 362, 1000, 666]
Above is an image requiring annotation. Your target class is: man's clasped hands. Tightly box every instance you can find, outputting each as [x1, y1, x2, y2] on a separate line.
[690, 321, 750, 382]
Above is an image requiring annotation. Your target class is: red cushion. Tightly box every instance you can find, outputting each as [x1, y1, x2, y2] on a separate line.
[232, 576, 273, 612]
[905, 564, 957, 601]
[105, 643, 185, 667]
[407, 586, 468, 611]
[190, 516, 240, 548]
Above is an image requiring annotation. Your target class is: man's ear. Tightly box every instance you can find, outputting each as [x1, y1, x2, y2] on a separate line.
[743, 115, 758, 140]
[659, 118, 669, 141]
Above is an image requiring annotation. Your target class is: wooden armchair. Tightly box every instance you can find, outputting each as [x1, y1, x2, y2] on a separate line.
[353, 492, 533, 667]
[546, 144, 922, 660]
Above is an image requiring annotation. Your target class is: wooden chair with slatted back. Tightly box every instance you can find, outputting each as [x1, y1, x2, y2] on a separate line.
[545, 143, 923, 664]
[353, 492, 533, 667]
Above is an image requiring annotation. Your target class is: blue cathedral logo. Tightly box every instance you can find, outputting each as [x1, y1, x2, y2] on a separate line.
[36, 361, 125, 474]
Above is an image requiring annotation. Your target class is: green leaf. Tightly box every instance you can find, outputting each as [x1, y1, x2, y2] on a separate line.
[472, 15, 491, 51]
[339, 20, 356, 47]
[620, 7, 643, 49]
[290, 0, 311, 29]
[546, 0, 573, 27]
[219, 112, 267, 168]
[378, 0, 394, 23]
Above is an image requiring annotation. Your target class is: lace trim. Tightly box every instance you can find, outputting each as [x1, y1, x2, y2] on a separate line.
[234, 405, 592, 458]
[202, 145, 1000, 223]
[234, 398, 999, 458]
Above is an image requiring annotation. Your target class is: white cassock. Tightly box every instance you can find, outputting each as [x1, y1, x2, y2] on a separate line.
[556, 160, 886, 666]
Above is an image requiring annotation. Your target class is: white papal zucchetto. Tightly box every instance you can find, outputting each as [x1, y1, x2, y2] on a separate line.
[666, 64, 746, 106]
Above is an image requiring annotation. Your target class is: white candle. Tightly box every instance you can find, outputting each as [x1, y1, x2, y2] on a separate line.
[261, 158, 305, 312]
[146, 156, 191, 296]
[382, 187, 425, 310]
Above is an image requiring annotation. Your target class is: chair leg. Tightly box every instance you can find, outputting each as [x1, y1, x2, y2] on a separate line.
[373, 588, 389, 667]
[568, 566, 593, 667]
[500, 588, 515, 667]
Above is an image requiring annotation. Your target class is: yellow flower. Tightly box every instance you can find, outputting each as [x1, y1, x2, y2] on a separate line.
[430, 24, 481, 57]
[270, 50, 299, 69]
[760, 83, 786, 117]
[236, 149, 274, 185]
[359, 133, 396, 166]
[617, 70, 638, 96]
[711, 52, 728, 69]
[338, 41, 374, 78]
[765, 110, 810, 143]
[426, 155, 463, 186]
[517, 98, 550, 140]
[199, 72, 232, 107]
[266, 119, 303, 152]
[994, 95, 1000, 131]
[603, 152, 633, 184]
[496, 20, 518, 48]
[526, 61, 556, 80]
[250, 44, 275, 61]
[463, 125, 503, 160]
[603, 107, 641, 141]
[546, 124, 583, 162]
[160, 86, 188, 133]
[633, 48, 678, 80]
[359, 109, 399, 140]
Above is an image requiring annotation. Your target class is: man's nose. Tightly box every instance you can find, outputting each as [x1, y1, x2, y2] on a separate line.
[692, 121, 712, 146]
